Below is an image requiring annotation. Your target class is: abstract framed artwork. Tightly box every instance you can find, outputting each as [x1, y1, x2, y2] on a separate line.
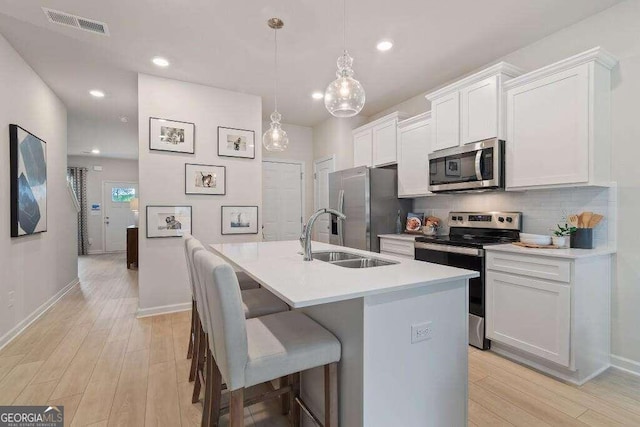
[146, 205, 192, 238]
[185, 163, 226, 195]
[218, 126, 255, 159]
[10, 124, 47, 237]
[221, 205, 259, 235]
[149, 117, 195, 154]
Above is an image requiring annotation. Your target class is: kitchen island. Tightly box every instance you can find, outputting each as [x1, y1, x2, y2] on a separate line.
[209, 241, 478, 427]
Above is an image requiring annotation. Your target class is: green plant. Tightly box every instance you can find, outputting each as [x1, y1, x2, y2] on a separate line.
[553, 223, 576, 237]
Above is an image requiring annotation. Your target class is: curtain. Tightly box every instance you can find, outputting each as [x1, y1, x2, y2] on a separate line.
[67, 167, 89, 255]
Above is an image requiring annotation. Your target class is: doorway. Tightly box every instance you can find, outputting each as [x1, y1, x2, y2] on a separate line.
[313, 156, 335, 243]
[103, 181, 138, 252]
[262, 159, 304, 241]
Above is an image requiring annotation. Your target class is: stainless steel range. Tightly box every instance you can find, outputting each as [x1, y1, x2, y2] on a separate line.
[414, 211, 522, 349]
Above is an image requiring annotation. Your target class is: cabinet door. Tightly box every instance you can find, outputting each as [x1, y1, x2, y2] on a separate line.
[431, 92, 460, 151]
[353, 129, 373, 167]
[372, 119, 398, 166]
[486, 271, 571, 366]
[506, 64, 590, 189]
[461, 76, 498, 144]
[397, 119, 431, 197]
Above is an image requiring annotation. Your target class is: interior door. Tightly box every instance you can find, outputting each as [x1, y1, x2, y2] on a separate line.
[314, 157, 334, 243]
[104, 181, 137, 252]
[341, 168, 368, 250]
[262, 161, 303, 241]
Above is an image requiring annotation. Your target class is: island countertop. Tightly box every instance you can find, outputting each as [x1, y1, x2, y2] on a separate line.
[208, 240, 478, 308]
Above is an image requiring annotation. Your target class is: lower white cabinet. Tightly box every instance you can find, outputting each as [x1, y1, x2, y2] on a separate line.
[379, 236, 415, 259]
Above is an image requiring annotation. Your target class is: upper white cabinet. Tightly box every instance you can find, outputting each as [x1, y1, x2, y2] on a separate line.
[504, 47, 618, 190]
[397, 112, 432, 198]
[352, 111, 409, 167]
[426, 63, 523, 152]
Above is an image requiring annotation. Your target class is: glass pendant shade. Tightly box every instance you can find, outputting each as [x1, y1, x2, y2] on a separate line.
[263, 111, 289, 152]
[324, 53, 365, 118]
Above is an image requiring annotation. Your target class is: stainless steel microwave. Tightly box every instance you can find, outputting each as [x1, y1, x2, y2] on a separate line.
[428, 138, 505, 193]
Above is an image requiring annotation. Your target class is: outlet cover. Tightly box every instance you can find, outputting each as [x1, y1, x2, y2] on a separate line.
[411, 321, 433, 344]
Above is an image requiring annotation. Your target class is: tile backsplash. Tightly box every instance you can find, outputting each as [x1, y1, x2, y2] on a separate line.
[413, 186, 616, 248]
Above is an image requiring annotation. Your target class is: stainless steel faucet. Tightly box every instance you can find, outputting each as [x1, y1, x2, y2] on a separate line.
[300, 208, 346, 261]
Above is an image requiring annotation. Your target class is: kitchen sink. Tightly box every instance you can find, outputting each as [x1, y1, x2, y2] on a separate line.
[312, 251, 399, 268]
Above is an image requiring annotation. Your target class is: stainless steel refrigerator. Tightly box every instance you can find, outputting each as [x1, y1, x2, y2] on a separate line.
[329, 166, 411, 253]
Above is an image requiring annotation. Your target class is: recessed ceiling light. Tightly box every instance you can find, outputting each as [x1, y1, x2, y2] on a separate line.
[152, 56, 170, 67]
[376, 40, 393, 52]
[91, 149, 100, 154]
[312, 92, 324, 100]
[89, 89, 105, 98]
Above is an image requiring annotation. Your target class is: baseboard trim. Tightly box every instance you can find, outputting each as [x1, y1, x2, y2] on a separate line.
[0, 277, 80, 352]
[611, 354, 640, 377]
[136, 302, 191, 318]
[88, 250, 104, 255]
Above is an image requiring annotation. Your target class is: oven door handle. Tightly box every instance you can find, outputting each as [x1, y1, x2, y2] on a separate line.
[474, 150, 483, 181]
[415, 242, 484, 257]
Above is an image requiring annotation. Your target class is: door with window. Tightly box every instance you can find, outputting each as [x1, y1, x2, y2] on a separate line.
[262, 161, 303, 241]
[104, 181, 138, 252]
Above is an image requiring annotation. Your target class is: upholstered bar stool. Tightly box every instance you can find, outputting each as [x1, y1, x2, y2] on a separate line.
[184, 237, 289, 403]
[195, 249, 341, 427]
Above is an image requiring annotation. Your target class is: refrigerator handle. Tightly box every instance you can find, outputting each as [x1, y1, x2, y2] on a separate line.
[338, 189, 345, 246]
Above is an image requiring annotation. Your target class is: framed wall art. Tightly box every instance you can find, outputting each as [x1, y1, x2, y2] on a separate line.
[218, 126, 255, 159]
[10, 124, 47, 237]
[185, 163, 226, 195]
[146, 205, 192, 238]
[221, 205, 259, 235]
[149, 117, 195, 154]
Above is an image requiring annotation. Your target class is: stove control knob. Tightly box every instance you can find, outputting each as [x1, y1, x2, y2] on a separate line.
[498, 217, 505, 223]
[451, 216, 457, 221]
[506, 217, 513, 223]
[457, 216, 463, 221]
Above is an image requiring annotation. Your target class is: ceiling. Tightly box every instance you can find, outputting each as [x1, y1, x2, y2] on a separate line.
[0, 0, 621, 135]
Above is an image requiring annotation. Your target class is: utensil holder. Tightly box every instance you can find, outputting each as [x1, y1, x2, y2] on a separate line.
[570, 229, 593, 249]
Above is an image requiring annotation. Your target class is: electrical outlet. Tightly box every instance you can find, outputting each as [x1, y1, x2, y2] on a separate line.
[411, 321, 433, 344]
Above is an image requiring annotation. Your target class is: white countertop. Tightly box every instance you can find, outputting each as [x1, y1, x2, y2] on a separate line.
[485, 243, 617, 259]
[378, 233, 418, 242]
[208, 241, 478, 308]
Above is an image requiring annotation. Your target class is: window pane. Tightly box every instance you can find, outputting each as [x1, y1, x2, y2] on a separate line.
[112, 187, 136, 202]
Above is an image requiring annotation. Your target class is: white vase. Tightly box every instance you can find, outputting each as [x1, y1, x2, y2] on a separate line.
[552, 236, 567, 247]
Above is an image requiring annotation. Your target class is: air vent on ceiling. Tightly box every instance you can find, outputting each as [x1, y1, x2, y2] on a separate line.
[42, 7, 109, 36]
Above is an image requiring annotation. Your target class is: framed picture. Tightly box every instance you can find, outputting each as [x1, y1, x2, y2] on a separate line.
[146, 205, 192, 238]
[218, 126, 255, 159]
[185, 164, 226, 195]
[149, 117, 195, 154]
[221, 206, 259, 235]
[10, 125, 47, 237]
[445, 157, 461, 177]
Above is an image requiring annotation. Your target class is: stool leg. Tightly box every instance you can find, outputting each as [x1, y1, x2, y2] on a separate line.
[229, 388, 245, 427]
[289, 373, 301, 427]
[187, 299, 196, 359]
[189, 316, 201, 382]
[279, 376, 290, 415]
[324, 363, 339, 427]
[209, 356, 223, 427]
[192, 329, 207, 403]
[201, 348, 211, 427]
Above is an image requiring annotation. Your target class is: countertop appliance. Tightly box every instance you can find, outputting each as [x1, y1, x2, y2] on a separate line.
[428, 138, 505, 193]
[329, 166, 410, 253]
[414, 211, 522, 349]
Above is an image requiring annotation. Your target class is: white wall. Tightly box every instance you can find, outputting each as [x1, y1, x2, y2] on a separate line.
[68, 113, 138, 160]
[138, 73, 262, 314]
[67, 156, 139, 253]
[313, 115, 368, 172]
[0, 33, 77, 347]
[371, 0, 640, 367]
[262, 121, 314, 219]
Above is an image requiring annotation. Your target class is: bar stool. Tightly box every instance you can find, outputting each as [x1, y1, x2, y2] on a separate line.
[194, 249, 341, 427]
[184, 237, 289, 403]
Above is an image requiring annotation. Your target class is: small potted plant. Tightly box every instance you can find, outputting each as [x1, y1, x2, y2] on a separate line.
[552, 223, 575, 248]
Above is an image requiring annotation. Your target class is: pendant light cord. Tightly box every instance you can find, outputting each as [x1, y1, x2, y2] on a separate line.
[274, 28, 279, 113]
[343, 0, 347, 53]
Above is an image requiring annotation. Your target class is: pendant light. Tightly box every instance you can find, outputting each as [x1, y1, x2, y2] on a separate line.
[324, 0, 365, 117]
[263, 18, 289, 152]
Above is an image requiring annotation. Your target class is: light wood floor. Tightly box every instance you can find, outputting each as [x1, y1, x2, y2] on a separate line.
[0, 253, 639, 426]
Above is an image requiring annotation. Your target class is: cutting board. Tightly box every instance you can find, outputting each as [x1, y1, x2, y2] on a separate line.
[512, 242, 562, 249]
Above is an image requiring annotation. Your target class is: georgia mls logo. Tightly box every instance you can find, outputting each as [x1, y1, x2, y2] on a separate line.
[0, 405, 64, 427]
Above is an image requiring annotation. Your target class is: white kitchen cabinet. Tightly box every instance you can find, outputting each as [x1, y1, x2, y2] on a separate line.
[504, 47, 618, 190]
[397, 112, 432, 198]
[379, 235, 415, 259]
[372, 119, 398, 166]
[353, 128, 373, 167]
[485, 248, 612, 385]
[426, 62, 523, 152]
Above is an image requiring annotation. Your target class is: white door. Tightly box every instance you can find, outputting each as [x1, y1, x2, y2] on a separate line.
[104, 181, 138, 252]
[431, 92, 460, 151]
[461, 76, 498, 144]
[353, 129, 373, 167]
[262, 161, 303, 241]
[397, 117, 431, 197]
[372, 119, 397, 166]
[313, 157, 335, 243]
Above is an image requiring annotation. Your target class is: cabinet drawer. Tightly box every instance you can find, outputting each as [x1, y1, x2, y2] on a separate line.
[380, 238, 415, 257]
[380, 250, 414, 260]
[487, 252, 571, 283]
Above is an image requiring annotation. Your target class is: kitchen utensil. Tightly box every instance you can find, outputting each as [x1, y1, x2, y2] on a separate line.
[568, 215, 579, 228]
[588, 214, 604, 228]
[581, 212, 593, 228]
[520, 233, 552, 246]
